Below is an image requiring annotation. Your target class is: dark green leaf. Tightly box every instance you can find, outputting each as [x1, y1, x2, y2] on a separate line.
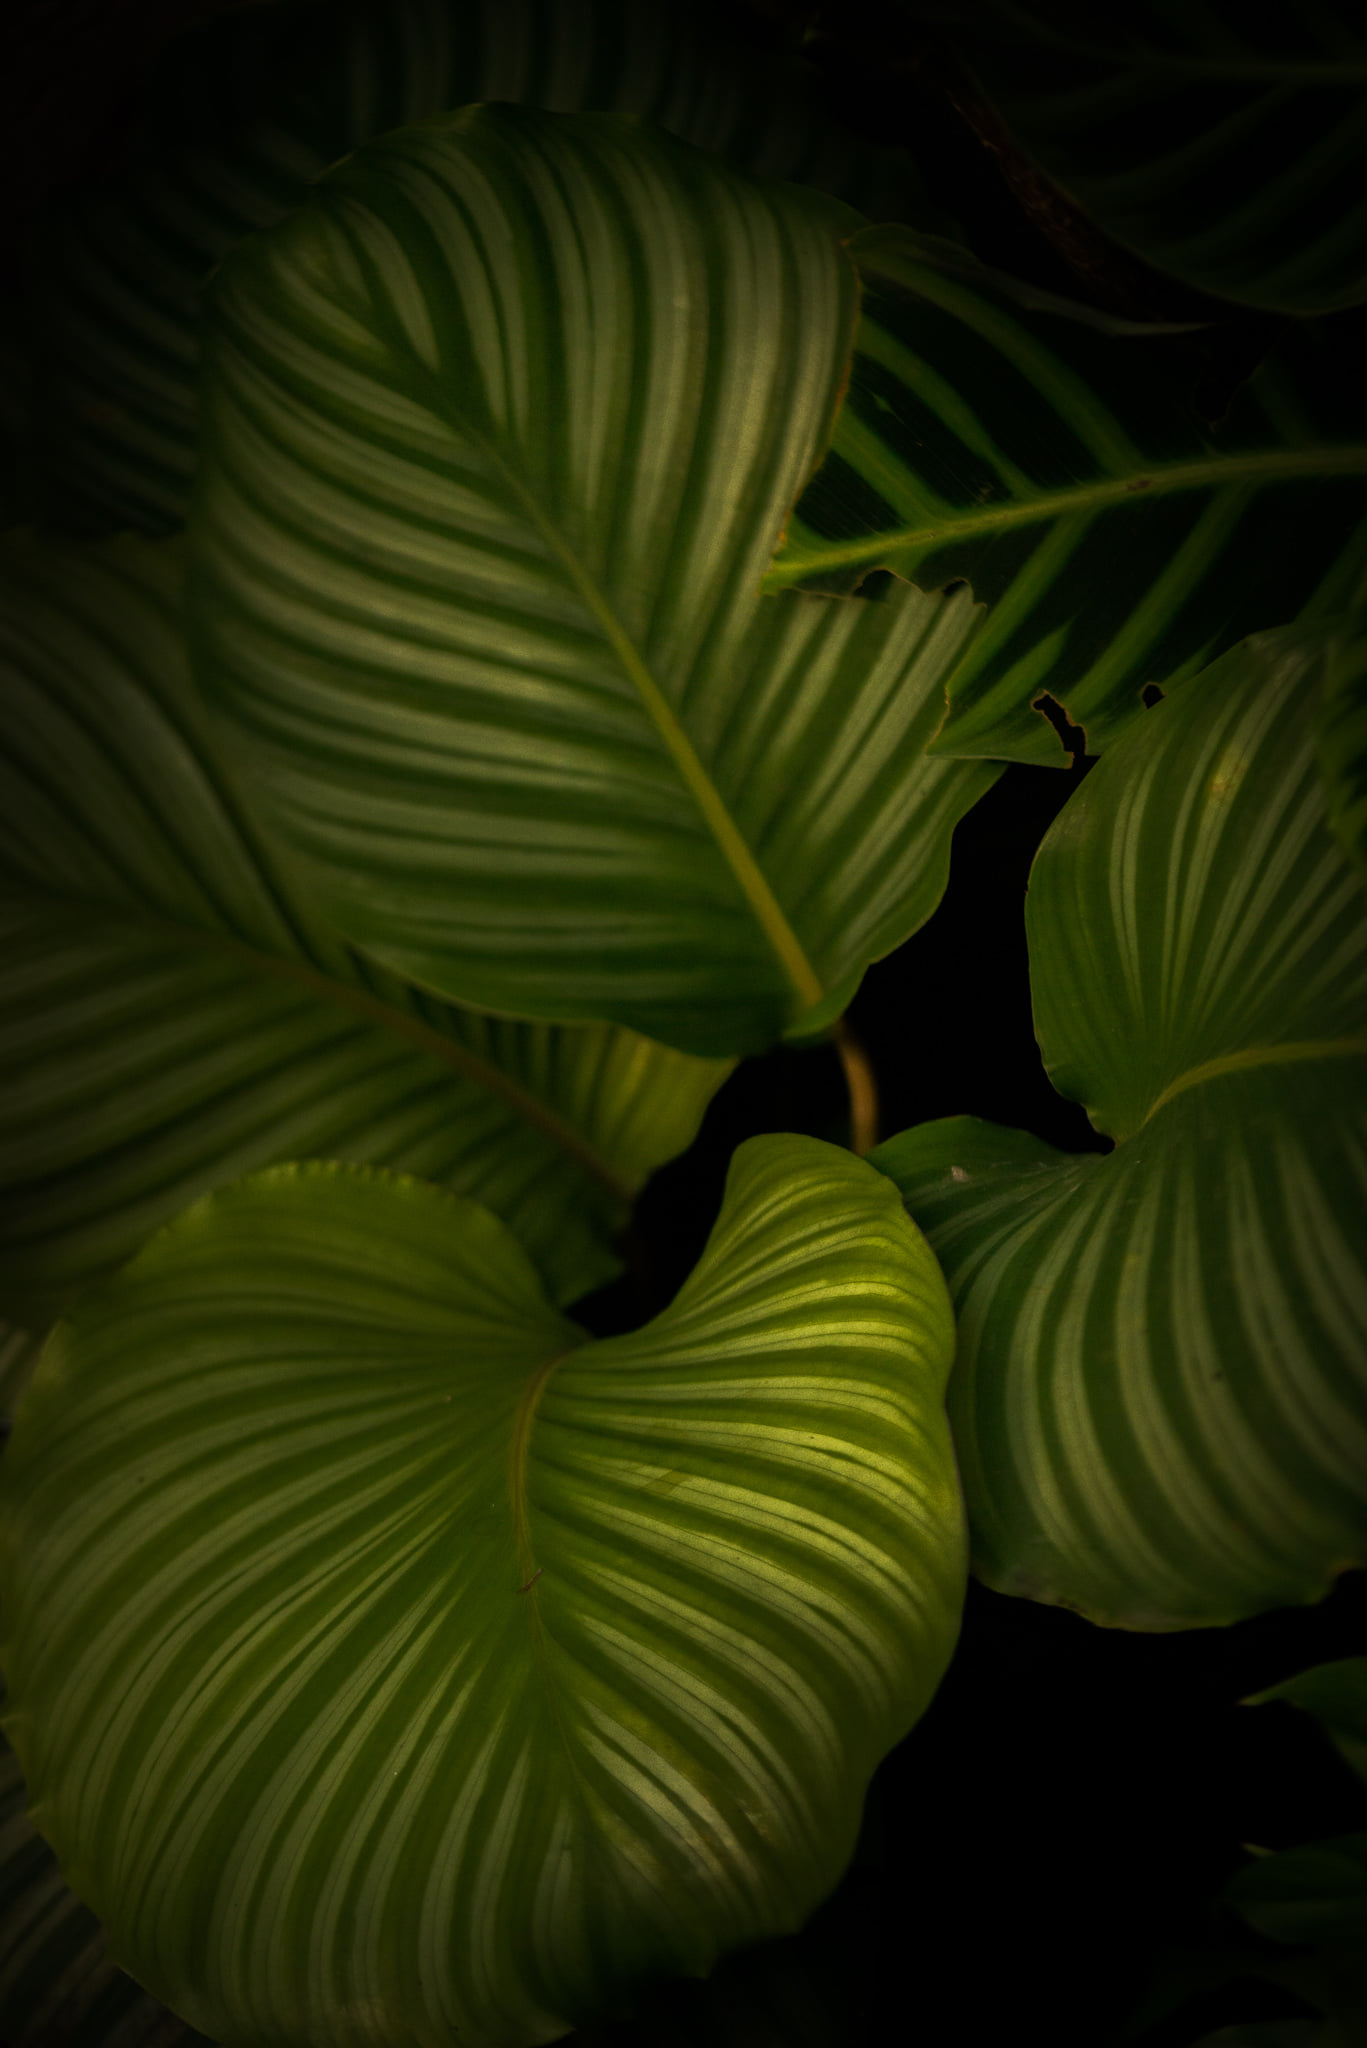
[24, 0, 932, 536]
[1317, 629, 1367, 882]
[189, 107, 1000, 1057]
[1245, 1660, 1367, 1790]
[0, 1137, 965, 2045]
[870, 625, 1367, 1626]
[0, 529, 730, 1331]
[1225, 1837, 1367, 1948]
[764, 229, 1367, 762]
[921, 0, 1367, 315]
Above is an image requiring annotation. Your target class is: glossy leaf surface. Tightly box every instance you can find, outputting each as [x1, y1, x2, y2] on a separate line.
[922, 0, 1367, 315]
[24, 0, 928, 535]
[765, 229, 1367, 762]
[0, 530, 729, 1328]
[0, 1138, 965, 2046]
[190, 108, 1000, 1056]
[871, 627, 1367, 1627]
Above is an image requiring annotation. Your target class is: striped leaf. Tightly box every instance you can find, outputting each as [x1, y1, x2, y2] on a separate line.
[1318, 630, 1367, 882]
[188, 107, 1001, 1057]
[23, 0, 930, 536]
[0, 1716, 209, 2048]
[0, 1139, 965, 2046]
[870, 625, 1367, 1628]
[919, 0, 1367, 316]
[764, 228, 1367, 763]
[0, 529, 730, 1331]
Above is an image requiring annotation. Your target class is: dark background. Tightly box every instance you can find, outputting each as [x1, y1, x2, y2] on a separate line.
[6, 4, 1365, 2043]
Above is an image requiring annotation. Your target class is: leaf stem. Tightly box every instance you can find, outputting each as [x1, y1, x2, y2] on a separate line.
[835, 1018, 878, 1155]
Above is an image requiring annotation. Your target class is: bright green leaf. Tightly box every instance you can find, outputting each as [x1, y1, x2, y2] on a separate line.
[870, 625, 1367, 1627]
[189, 107, 1001, 1057]
[1245, 1660, 1367, 1790]
[0, 529, 731, 1329]
[0, 1137, 965, 2046]
[23, 0, 932, 536]
[763, 228, 1367, 762]
[918, 0, 1367, 316]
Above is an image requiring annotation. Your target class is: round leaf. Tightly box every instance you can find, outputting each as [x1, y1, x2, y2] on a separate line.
[0, 529, 730, 1330]
[188, 105, 1001, 1058]
[0, 1137, 965, 2045]
[871, 626, 1367, 1626]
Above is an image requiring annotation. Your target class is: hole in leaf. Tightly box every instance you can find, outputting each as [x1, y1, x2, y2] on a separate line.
[1032, 691, 1089, 762]
[1141, 683, 1165, 709]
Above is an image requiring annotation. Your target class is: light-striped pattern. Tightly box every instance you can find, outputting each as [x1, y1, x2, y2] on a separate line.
[931, 0, 1367, 314]
[1317, 626, 1367, 884]
[0, 1139, 964, 2046]
[0, 530, 730, 1328]
[0, 1714, 208, 2047]
[190, 108, 1000, 1056]
[870, 627, 1367, 1627]
[24, 0, 928, 535]
[764, 227, 1367, 763]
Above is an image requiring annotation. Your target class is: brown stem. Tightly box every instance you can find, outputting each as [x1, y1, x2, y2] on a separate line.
[834, 1017, 879, 1156]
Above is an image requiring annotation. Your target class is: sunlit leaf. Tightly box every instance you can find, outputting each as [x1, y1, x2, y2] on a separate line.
[764, 228, 1367, 762]
[870, 625, 1367, 1627]
[0, 529, 730, 1330]
[0, 1137, 965, 2046]
[189, 107, 1001, 1057]
[916, 0, 1367, 315]
[24, 0, 931, 535]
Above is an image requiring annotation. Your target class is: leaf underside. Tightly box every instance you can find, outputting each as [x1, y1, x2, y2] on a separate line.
[0, 1137, 965, 2046]
[765, 229, 1367, 763]
[190, 108, 1001, 1056]
[0, 530, 730, 1333]
[871, 626, 1367, 1628]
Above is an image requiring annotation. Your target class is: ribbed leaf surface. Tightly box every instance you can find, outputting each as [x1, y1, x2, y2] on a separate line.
[189, 108, 1000, 1056]
[0, 530, 729, 1330]
[870, 626, 1367, 1626]
[24, 0, 928, 535]
[920, 0, 1367, 315]
[0, 1138, 964, 2046]
[0, 1719, 209, 2048]
[1318, 630, 1367, 882]
[764, 228, 1367, 762]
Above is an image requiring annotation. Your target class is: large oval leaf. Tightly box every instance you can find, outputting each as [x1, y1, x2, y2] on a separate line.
[0, 1137, 964, 2045]
[764, 228, 1367, 762]
[0, 529, 730, 1331]
[919, 0, 1367, 316]
[189, 106, 1001, 1057]
[870, 625, 1367, 1627]
[23, 0, 930, 536]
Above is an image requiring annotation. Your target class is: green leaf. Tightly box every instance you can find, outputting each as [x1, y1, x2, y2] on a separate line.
[1245, 1660, 1367, 1790]
[869, 624, 1367, 1627]
[1317, 630, 1367, 883]
[0, 1718, 209, 2047]
[0, 1137, 965, 2046]
[1225, 1837, 1367, 1949]
[0, 528, 730, 1329]
[920, 0, 1367, 316]
[763, 228, 1367, 762]
[23, 0, 932, 536]
[0, 1326, 41, 1426]
[189, 107, 1001, 1057]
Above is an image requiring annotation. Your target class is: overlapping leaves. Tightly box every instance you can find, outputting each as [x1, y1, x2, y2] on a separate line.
[765, 228, 1367, 762]
[189, 106, 1001, 1056]
[0, 1137, 965, 2046]
[22, 0, 928, 535]
[872, 624, 1367, 1628]
[0, 529, 729, 1332]
[916, 0, 1367, 315]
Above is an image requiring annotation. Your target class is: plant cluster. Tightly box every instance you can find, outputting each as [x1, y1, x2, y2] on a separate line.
[0, 2, 1364, 2044]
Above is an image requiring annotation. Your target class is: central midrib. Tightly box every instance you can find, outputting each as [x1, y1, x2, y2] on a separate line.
[763, 444, 1367, 588]
[1141, 1035, 1367, 1124]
